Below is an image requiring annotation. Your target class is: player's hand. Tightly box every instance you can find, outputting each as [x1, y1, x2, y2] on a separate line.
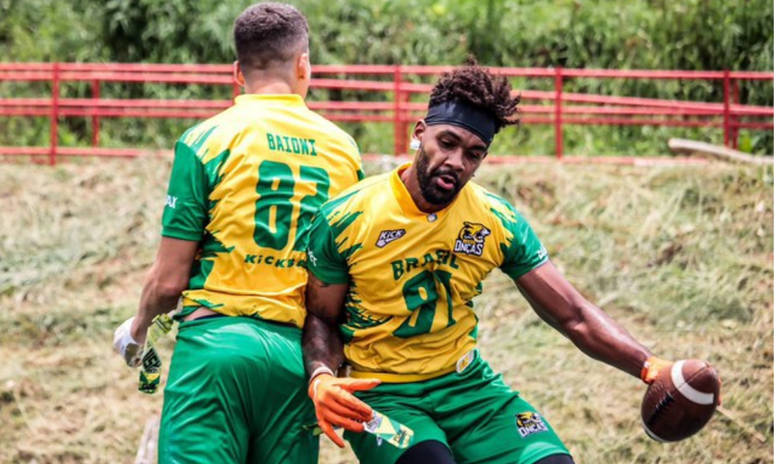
[308, 373, 381, 448]
[641, 356, 673, 384]
[113, 317, 143, 368]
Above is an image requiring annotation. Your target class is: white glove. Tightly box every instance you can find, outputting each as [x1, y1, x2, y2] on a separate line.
[114, 317, 143, 367]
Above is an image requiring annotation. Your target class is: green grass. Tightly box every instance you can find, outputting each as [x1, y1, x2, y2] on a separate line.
[0, 157, 771, 463]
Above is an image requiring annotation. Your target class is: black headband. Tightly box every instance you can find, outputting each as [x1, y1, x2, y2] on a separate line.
[424, 100, 497, 147]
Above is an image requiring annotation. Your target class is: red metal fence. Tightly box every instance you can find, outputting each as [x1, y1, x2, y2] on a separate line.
[0, 63, 772, 165]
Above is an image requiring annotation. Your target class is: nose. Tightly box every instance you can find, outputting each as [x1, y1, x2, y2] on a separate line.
[443, 148, 465, 173]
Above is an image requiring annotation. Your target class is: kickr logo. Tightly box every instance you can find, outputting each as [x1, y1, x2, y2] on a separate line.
[376, 229, 406, 248]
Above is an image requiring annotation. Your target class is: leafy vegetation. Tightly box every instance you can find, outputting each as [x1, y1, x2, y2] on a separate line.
[0, 0, 772, 155]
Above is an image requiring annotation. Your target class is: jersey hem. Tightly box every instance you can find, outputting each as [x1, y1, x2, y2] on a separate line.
[307, 264, 350, 285]
[502, 256, 549, 280]
[161, 227, 202, 241]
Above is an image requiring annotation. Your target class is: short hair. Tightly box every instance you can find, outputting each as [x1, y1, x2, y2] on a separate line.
[428, 56, 520, 133]
[233, 3, 309, 71]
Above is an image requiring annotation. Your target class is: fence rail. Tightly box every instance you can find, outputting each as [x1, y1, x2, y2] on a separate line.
[0, 63, 772, 165]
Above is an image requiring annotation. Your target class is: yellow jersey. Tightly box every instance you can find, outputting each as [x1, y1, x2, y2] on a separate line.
[161, 94, 363, 327]
[307, 163, 547, 381]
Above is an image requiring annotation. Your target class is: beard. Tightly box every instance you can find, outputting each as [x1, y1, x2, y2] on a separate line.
[415, 147, 462, 205]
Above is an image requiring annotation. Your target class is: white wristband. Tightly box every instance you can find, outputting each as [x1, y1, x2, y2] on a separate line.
[308, 366, 335, 385]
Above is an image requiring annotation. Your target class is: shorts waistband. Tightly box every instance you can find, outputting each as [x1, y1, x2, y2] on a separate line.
[178, 314, 300, 334]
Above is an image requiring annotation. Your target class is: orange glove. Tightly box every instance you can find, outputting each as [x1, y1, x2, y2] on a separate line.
[308, 372, 381, 448]
[640, 356, 673, 384]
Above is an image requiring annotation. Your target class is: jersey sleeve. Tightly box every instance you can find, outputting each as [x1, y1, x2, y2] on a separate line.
[499, 205, 549, 280]
[161, 140, 208, 241]
[306, 211, 350, 284]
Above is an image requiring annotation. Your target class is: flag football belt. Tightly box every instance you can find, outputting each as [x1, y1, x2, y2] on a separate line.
[348, 350, 477, 383]
[138, 313, 175, 394]
[304, 409, 415, 449]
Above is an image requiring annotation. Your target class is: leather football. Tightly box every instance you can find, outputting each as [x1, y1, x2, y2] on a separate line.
[641, 359, 720, 442]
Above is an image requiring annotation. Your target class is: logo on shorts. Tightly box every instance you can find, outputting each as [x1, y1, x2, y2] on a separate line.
[376, 229, 406, 248]
[515, 412, 548, 438]
[307, 250, 318, 267]
[454, 222, 491, 256]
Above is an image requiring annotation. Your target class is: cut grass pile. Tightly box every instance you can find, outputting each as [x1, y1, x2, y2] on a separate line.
[0, 157, 771, 463]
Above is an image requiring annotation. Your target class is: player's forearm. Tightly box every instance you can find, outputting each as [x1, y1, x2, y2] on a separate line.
[563, 301, 652, 379]
[132, 275, 184, 342]
[303, 312, 345, 375]
[517, 262, 653, 380]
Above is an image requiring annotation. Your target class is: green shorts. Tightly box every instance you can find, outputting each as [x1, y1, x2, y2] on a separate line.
[345, 351, 570, 464]
[157, 316, 318, 464]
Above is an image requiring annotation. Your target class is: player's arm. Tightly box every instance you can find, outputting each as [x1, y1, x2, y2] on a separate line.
[132, 237, 197, 342]
[303, 273, 348, 377]
[302, 212, 380, 447]
[499, 200, 670, 383]
[303, 274, 380, 447]
[113, 237, 197, 366]
[114, 140, 207, 366]
[515, 261, 668, 381]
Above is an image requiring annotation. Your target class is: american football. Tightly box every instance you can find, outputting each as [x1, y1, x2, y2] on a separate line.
[641, 359, 721, 442]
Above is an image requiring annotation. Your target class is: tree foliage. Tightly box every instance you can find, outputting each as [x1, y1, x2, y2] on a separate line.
[0, 0, 771, 154]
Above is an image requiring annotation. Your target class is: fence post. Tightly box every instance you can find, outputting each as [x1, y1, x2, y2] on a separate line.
[732, 78, 740, 149]
[50, 62, 60, 166]
[554, 66, 563, 159]
[722, 69, 730, 148]
[393, 65, 403, 156]
[92, 79, 100, 147]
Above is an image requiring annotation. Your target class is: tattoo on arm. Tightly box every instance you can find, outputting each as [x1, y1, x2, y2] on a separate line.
[303, 313, 345, 375]
[302, 273, 349, 377]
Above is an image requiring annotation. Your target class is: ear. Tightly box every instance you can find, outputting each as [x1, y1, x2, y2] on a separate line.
[233, 61, 246, 87]
[412, 120, 427, 142]
[297, 52, 311, 80]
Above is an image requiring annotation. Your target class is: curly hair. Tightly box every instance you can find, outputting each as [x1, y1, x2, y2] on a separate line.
[234, 3, 309, 71]
[428, 56, 520, 132]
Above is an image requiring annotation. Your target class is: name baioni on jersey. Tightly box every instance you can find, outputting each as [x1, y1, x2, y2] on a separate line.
[161, 94, 363, 327]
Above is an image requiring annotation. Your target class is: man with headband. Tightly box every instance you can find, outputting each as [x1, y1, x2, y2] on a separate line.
[301, 60, 677, 464]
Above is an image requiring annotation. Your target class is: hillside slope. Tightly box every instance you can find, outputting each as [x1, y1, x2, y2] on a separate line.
[0, 158, 771, 463]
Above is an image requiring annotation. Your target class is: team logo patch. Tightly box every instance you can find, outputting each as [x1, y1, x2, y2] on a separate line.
[453, 222, 491, 256]
[376, 229, 406, 248]
[516, 412, 548, 438]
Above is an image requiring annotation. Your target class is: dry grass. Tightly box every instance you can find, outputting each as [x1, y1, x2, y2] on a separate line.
[0, 157, 771, 464]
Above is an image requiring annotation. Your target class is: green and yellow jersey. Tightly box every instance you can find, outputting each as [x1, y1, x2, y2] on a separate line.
[161, 94, 363, 328]
[307, 163, 547, 381]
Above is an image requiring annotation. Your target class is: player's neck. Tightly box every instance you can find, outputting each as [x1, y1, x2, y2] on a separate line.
[400, 165, 453, 214]
[244, 80, 299, 97]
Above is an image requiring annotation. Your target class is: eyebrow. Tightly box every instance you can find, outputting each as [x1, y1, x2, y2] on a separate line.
[437, 129, 487, 152]
[437, 129, 462, 141]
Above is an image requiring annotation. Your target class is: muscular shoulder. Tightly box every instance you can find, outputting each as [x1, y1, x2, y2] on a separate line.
[177, 110, 243, 164]
[318, 172, 389, 220]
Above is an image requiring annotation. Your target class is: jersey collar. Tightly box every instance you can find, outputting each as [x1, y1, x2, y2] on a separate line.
[234, 94, 307, 108]
[390, 162, 455, 221]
